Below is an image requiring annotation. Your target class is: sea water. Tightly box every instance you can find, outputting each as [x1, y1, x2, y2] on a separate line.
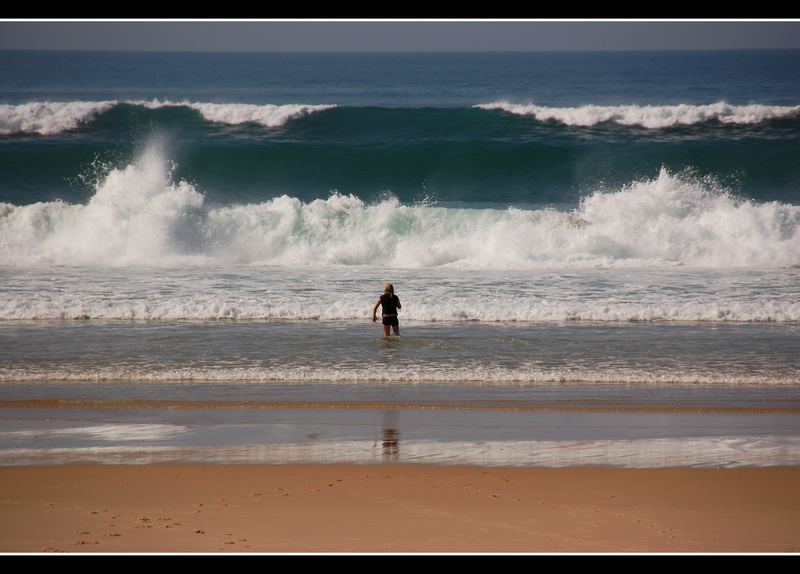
[1, 51, 799, 466]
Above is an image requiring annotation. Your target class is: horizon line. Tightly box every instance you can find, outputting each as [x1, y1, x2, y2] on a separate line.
[3, 47, 800, 54]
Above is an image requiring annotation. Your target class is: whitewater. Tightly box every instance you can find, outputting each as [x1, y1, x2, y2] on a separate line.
[476, 101, 800, 128]
[2, 140, 799, 270]
[1, 141, 799, 326]
[3, 100, 800, 136]
[0, 100, 337, 135]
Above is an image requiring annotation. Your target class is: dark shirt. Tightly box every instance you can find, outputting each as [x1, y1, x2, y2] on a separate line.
[379, 294, 401, 316]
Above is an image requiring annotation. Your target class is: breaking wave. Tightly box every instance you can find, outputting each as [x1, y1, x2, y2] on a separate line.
[1, 140, 799, 270]
[0, 101, 118, 135]
[5, 99, 800, 137]
[476, 101, 800, 128]
[0, 100, 336, 135]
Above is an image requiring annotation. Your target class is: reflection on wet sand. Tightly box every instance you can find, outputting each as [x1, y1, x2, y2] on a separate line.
[2, 403, 799, 468]
[4, 435, 800, 467]
[381, 411, 399, 461]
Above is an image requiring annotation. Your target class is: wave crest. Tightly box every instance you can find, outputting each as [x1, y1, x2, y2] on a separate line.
[1, 142, 799, 269]
[0, 100, 336, 135]
[0, 101, 118, 135]
[137, 100, 337, 127]
[6, 99, 800, 135]
[476, 101, 800, 128]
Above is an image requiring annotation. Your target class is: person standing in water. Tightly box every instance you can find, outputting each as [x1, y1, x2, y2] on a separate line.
[372, 283, 401, 336]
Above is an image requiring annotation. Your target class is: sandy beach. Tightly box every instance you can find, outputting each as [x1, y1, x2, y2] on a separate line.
[2, 44, 800, 557]
[1, 463, 798, 553]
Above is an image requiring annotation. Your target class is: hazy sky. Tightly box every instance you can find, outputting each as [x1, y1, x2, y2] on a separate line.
[1, 21, 799, 52]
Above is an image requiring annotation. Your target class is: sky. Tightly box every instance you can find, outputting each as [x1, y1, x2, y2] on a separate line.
[1, 21, 800, 52]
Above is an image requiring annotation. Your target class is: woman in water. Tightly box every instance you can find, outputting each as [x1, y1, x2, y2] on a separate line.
[372, 283, 401, 336]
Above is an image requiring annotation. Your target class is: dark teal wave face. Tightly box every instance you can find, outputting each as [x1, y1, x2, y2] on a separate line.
[2, 104, 799, 207]
[2, 50, 799, 207]
[6, 102, 800, 143]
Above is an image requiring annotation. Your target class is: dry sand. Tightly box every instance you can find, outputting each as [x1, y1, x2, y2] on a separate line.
[1, 464, 798, 553]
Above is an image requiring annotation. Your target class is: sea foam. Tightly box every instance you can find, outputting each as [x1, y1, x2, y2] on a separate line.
[136, 100, 337, 127]
[476, 101, 800, 128]
[6, 99, 799, 136]
[2, 276, 798, 323]
[0, 364, 796, 385]
[0, 101, 118, 135]
[0, 100, 336, 134]
[1, 142, 799, 270]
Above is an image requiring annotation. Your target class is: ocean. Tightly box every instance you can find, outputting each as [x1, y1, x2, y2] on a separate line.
[1, 50, 799, 467]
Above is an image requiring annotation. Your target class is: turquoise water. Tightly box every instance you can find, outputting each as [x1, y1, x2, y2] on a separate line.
[2, 50, 800, 205]
[1, 50, 799, 466]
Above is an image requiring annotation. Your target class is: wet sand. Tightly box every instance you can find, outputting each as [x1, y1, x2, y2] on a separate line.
[1, 463, 799, 553]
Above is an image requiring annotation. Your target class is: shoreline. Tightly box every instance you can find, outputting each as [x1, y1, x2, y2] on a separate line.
[1, 463, 798, 553]
[3, 392, 799, 468]
[3, 398, 800, 414]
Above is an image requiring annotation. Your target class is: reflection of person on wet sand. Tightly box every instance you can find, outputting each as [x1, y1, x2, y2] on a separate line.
[382, 427, 399, 459]
[381, 410, 399, 460]
[372, 282, 401, 337]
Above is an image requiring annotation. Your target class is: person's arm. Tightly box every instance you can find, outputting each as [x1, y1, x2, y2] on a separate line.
[372, 298, 381, 322]
[395, 296, 401, 310]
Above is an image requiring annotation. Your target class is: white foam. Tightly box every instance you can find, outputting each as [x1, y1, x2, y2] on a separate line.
[0, 101, 118, 135]
[183, 101, 335, 127]
[1, 145, 799, 274]
[3, 99, 797, 135]
[476, 101, 800, 128]
[135, 99, 337, 127]
[201, 170, 800, 270]
[0, 137, 206, 266]
[0, 365, 796, 385]
[0, 100, 336, 134]
[1, 287, 798, 323]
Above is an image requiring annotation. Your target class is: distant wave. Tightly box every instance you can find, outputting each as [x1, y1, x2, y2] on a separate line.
[476, 101, 800, 128]
[5, 99, 800, 136]
[0, 101, 118, 135]
[0, 100, 337, 135]
[140, 100, 337, 128]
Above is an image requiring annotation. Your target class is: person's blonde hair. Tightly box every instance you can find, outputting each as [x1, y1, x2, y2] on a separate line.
[384, 283, 394, 295]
